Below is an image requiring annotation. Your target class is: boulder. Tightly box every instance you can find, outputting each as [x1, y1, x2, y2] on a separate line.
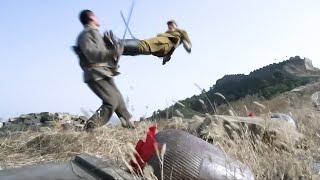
[314, 162, 320, 174]
[271, 113, 296, 128]
[39, 112, 54, 123]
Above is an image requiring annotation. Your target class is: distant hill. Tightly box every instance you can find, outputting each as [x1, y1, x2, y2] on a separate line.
[151, 56, 320, 119]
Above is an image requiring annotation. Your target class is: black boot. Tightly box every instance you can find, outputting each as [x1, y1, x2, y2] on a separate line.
[121, 39, 141, 56]
[162, 56, 171, 65]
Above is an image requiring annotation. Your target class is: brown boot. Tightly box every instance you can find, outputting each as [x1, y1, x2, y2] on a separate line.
[84, 105, 112, 132]
[84, 120, 97, 132]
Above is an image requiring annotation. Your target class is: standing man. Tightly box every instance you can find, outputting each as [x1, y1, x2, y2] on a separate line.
[122, 20, 192, 65]
[75, 10, 134, 131]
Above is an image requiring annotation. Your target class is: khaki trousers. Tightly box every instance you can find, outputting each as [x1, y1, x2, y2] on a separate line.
[139, 36, 174, 57]
[87, 77, 131, 126]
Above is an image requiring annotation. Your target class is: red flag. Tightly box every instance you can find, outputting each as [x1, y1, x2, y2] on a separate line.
[131, 125, 158, 170]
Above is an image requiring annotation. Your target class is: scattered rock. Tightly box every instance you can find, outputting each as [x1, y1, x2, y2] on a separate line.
[271, 113, 296, 128]
[311, 91, 320, 110]
[39, 127, 52, 132]
[291, 81, 320, 94]
[195, 115, 302, 151]
[313, 162, 320, 174]
[61, 122, 73, 131]
[74, 124, 84, 131]
[0, 112, 87, 134]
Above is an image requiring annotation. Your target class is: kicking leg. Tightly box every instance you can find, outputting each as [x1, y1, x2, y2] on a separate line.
[122, 39, 151, 56]
[122, 37, 173, 58]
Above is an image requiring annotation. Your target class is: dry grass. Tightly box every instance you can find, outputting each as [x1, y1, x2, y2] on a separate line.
[210, 89, 320, 179]
[0, 84, 320, 179]
[0, 121, 157, 169]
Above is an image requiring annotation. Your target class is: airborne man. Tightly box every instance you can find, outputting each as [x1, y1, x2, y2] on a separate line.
[121, 20, 192, 65]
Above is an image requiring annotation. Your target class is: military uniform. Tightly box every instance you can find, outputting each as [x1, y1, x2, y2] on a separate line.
[122, 28, 192, 61]
[141, 28, 192, 57]
[75, 25, 133, 130]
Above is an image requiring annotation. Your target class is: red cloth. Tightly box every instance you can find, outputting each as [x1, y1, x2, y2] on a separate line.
[131, 125, 158, 170]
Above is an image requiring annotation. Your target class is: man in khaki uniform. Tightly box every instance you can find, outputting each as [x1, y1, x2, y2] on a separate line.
[122, 20, 192, 65]
[74, 10, 134, 131]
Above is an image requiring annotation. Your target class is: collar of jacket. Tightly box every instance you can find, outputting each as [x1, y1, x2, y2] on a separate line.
[166, 28, 181, 33]
[84, 24, 99, 31]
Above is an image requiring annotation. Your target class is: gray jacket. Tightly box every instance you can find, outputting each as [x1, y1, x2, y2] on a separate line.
[76, 25, 119, 83]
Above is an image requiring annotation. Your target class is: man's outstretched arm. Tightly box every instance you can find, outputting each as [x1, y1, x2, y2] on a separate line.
[178, 29, 192, 53]
[182, 30, 192, 45]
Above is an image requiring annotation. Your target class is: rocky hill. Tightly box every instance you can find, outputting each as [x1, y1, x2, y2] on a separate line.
[153, 56, 320, 118]
[217, 56, 320, 85]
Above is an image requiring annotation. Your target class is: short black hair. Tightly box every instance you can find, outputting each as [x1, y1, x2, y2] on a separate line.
[79, 9, 94, 25]
[167, 20, 177, 26]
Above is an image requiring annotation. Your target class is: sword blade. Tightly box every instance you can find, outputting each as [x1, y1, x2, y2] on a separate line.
[120, 11, 135, 39]
[122, 0, 135, 39]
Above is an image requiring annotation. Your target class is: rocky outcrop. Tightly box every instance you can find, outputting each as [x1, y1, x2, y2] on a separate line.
[167, 114, 303, 152]
[0, 112, 87, 134]
[217, 56, 320, 87]
[290, 81, 320, 111]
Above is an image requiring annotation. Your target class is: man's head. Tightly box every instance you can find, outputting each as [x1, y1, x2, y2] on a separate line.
[79, 9, 100, 27]
[167, 20, 178, 31]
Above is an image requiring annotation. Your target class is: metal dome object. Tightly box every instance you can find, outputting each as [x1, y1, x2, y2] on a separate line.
[148, 129, 254, 180]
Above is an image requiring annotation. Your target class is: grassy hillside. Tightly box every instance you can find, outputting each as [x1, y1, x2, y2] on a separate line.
[152, 56, 319, 119]
[1, 82, 320, 179]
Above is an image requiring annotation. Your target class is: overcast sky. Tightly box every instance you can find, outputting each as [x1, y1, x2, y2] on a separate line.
[1, 0, 319, 121]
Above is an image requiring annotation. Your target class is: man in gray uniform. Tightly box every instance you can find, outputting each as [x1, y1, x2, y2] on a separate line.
[75, 10, 134, 131]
